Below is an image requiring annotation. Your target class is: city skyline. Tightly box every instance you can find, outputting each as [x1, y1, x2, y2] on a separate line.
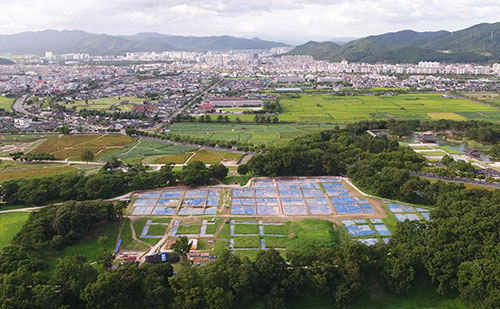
[2, 1, 500, 44]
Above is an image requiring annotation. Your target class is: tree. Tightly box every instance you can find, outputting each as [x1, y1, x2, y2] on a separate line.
[489, 141, 500, 159]
[53, 255, 98, 305]
[81, 150, 94, 163]
[179, 160, 213, 187]
[237, 164, 248, 175]
[172, 236, 191, 258]
[209, 163, 228, 181]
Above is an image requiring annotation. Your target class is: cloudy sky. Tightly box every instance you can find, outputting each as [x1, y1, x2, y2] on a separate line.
[2, 0, 500, 43]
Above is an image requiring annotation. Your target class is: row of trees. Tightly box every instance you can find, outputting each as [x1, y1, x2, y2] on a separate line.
[9, 152, 55, 161]
[346, 119, 500, 143]
[1, 160, 227, 206]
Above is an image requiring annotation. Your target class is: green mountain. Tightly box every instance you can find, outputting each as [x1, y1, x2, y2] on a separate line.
[122, 33, 290, 52]
[288, 22, 500, 63]
[0, 30, 289, 55]
[0, 58, 14, 65]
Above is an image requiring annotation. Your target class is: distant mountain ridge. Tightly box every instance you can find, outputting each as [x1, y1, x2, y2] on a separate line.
[288, 22, 500, 63]
[0, 57, 14, 65]
[0, 30, 289, 55]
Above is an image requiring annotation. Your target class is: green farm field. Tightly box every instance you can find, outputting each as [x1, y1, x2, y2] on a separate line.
[30, 134, 136, 160]
[0, 96, 14, 111]
[168, 123, 341, 146]
[61, 96, 146, 111]
[277, 93, 500, 123]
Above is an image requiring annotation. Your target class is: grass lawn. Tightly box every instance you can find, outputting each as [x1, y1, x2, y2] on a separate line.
[0, 212, 30, 250]
[263, 224, 288, 235]
[120, 218, 148, 251]
[29, 134, 135, 160]
[263, 236, 287, 249]
[222, 175, 251, 185]
[205, 224, 217, 234]
[177, 224, 201, 234]
[0, 96, 13, 111]
[190, 149, 243, 164]
[44, 219, 121, 274]
[148, 224, 167, 235]
[217, 222, 232, 238]
[234, 224, 260, 235]
[232, 236, 260, 248]
[287, 219, 340, 253]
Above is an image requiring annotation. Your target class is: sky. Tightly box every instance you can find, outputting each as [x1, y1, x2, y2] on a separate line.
[1, 0, 500, 44]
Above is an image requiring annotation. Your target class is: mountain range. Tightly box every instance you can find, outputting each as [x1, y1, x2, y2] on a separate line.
[0, 30, 289, 55]
[288, 22, 500, 64]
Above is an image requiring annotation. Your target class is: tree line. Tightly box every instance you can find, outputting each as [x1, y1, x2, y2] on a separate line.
[1, 160, 227, 206]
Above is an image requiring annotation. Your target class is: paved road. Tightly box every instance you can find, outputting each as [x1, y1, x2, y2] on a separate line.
[11, 95, 33, 117]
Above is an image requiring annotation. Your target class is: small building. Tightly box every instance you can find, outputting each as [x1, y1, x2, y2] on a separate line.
[145, 252, 180, 264]
[465, 149, 481, 158]
[367, 130, 387, 138]
[419, 134, 437, 143]
[475, 168, 500, 178]
[198, 103, 213, 113]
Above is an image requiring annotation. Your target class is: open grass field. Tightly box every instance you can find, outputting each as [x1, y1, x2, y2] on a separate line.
[29, 134, 135, 160]
[177, 224, 201, 234]
[61, 96, 146, 111]
[120, 218, 148, 251]
[233, 236, 260, 248]
[44, 219, 121, 274]
[0, 165, 78, 181]
[463, 92, 500, 107]
[101, 139, 197, 162]
[277, 93, 500, 123]
[234, 224, 260, 234]
[0, 96, 13, 111]
[286, 219, 340, 253]
[168, 123, 341, 146]
[0, 212, 30, 250]
[190, 149, 242, 164]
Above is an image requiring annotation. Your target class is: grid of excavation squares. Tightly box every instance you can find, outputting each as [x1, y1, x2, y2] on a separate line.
[386, 203, 431, 222]
[342, 219, 391, 246]
[132, 189, 219, 216]
[230, 177, 375, 216]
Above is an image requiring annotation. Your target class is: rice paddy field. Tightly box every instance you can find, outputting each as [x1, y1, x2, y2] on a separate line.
[277, 93, 500, 123]
[0, 96, 14, 111]
[60, 96, 146, 111]
[168, 123, 341, 146]
[29, 134, 136, 160]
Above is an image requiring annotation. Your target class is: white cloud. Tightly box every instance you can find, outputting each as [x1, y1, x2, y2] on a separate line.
[0, 0, 499, 42]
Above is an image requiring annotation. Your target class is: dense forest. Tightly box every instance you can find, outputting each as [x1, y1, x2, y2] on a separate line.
[1, 123, 499, 308]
